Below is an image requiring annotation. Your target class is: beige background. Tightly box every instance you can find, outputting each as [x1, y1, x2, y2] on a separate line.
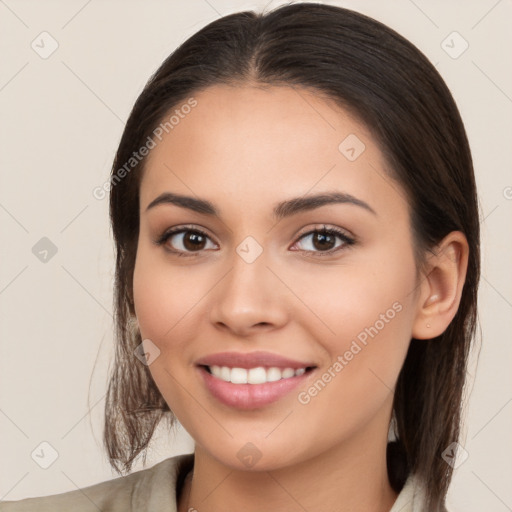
[0, 0, 511, 510]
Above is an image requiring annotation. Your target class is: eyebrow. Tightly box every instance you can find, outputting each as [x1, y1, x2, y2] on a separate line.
[145, 191, 376, 219]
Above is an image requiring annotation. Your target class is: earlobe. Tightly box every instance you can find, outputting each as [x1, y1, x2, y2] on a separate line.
[412, 232, 469, 340]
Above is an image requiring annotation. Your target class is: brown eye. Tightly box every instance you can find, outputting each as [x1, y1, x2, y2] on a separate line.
[311, 231, 337, 251]
[155, 227, 217, 255]
[182, 231, 208, 251]
[293, 226, 355, 256]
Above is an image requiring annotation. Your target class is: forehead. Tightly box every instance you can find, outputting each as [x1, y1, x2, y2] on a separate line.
[139, 84, 406, 222]
[151, 83, 372, 156]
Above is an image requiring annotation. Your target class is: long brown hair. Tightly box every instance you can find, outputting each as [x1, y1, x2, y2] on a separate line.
[104, 3, 480, 510]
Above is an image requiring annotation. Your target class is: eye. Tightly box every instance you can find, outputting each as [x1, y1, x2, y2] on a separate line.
[154, 225, 217, 256]
[291, 225, 355, 256]
[154, 224, 355, 258]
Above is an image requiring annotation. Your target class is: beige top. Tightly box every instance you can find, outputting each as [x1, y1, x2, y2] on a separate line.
[0, 453, 429, 511]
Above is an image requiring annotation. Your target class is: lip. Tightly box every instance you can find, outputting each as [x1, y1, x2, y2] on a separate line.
[198, 366, 315, 410]
[195, 351, 316, 370]
[195, 351, 317, 410]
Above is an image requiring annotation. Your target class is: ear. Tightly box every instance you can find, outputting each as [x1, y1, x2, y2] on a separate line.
[412, 231, 469, 340]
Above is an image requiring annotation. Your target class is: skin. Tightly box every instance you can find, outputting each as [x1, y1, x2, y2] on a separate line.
[132, 84, 469, 512]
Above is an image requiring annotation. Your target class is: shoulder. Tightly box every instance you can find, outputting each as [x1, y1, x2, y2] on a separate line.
[389, 472, 452, 512]
[0, 453, 194, 512]
[389, 472, 427, 512]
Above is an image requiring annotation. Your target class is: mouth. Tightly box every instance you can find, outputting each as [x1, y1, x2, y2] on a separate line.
[197, 363, 317, 410]
[200, 364, 316, 384]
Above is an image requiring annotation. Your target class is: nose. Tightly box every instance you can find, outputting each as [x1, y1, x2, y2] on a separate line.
[209, 248, 289, 338]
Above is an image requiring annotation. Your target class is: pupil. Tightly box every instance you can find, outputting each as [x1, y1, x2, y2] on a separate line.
[184, 232, 205, 251]
[314, 231, 334, 251]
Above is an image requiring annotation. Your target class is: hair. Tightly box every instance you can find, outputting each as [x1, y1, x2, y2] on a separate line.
[104, 3, 480, 510]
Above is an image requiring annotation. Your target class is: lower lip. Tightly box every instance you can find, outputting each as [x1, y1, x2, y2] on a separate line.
[198, 366, 313, 410]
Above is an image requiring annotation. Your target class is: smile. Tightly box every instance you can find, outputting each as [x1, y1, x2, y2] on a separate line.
[205, 365, 308, 384]
[198, 365, 316, 410]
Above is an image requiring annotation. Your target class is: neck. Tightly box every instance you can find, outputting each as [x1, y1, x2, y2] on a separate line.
[178, 414, 398, 512]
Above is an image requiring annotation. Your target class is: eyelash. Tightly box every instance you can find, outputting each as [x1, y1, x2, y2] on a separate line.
[154, 224, 355, 258]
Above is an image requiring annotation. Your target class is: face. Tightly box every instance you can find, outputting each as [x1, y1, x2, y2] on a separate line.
[133, 84, 422, 471]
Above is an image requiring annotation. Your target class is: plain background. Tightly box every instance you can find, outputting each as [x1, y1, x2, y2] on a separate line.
[0, 0, 511, 510]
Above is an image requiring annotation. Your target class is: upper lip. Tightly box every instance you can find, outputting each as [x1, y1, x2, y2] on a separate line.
[196, 351, 316, 370]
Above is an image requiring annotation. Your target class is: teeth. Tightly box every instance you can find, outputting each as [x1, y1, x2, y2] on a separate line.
[230, 367, 247, 384]
[266, 367, 282, 382]
[247, 367, 267, 384]
[220, 366, 231, 382]
[281, 368, 295, 379]
[208, 365, 308, 384]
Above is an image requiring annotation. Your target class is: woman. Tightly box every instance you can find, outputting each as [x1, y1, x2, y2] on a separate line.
[0, 2, 479, 511]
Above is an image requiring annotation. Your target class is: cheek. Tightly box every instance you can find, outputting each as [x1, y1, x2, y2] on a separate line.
[133, 241, 206, 344]
[292, 248, 417, 433]
[133, 252, 173, 342]
[131, 244, 204, 418]
[287, 249, 417, 348]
